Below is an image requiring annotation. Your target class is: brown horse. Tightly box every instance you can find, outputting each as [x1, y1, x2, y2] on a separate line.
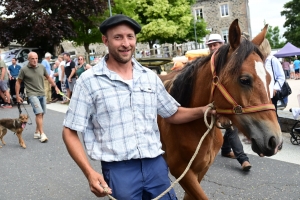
[158, 19, 283, 200]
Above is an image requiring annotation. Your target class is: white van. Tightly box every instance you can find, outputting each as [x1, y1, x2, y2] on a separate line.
[1, 48, 44, 68]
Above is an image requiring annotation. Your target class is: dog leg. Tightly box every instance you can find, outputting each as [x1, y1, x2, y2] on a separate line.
[16, 132, 26, 149]
[0, 128, 7, 146]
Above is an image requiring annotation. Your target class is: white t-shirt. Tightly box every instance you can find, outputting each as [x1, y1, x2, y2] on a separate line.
[59, 61, 66, 81]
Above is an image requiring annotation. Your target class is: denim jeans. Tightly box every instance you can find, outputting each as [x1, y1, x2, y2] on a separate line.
[221, 127, 249, 165]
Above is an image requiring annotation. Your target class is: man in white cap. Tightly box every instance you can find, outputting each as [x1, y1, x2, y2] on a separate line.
[41, 52, 52, 103]
[206, 33, 225, 53]
[206, 33, 252, 171]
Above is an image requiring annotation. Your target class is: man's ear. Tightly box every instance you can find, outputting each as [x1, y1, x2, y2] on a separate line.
[102, 35, 108, 46]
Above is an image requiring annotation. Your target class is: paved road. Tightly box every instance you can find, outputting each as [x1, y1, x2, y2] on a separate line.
[0, 105, 300, 199]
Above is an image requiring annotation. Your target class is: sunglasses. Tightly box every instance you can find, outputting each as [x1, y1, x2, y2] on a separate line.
[78, 58, 83, 60]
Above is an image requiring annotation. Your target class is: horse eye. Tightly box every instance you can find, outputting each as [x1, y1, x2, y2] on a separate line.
[240, 77, 251, 86]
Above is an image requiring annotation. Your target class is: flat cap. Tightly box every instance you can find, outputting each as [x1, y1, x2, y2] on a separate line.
[100, 14, 141, 34]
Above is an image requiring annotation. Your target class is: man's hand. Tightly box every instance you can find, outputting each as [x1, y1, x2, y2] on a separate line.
[87, 170, 112, 197]
[203, 105, 216, 117]
[68, 78, 72, 83]
[16, 96, 23, 103]
[55, 86, 61, 94]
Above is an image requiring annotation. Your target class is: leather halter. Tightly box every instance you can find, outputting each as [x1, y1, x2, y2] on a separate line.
[209, 51, 275, 114]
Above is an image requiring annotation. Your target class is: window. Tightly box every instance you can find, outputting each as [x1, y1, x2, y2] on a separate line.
[222, 30, 229, 43]
[220, 4, 229, 17]
[194, 8, 203, 20]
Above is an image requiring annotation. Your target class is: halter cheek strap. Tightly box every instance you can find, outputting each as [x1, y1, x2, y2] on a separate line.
[210, 52, 275, 114]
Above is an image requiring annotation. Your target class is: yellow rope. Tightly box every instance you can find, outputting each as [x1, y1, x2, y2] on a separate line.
[105, 103, 215, 200]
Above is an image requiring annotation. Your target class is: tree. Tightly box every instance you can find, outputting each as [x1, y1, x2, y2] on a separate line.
[265, 25, 285, 49]
[281, 0, 300, 47]
[0, 0, 109, 53]
[133, 0, 204, 48]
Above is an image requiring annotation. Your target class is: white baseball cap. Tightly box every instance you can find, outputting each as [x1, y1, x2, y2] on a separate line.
[206, 34, 225, 45]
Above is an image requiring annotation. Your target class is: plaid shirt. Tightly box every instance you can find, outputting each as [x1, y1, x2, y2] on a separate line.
[63, 56, 180, 162]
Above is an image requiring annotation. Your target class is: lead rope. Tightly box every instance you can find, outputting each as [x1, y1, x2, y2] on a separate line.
[105, 103, 216, 200]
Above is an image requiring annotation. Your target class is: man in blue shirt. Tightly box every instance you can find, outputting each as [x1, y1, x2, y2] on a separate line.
[8, 58, 22, 96]
[41, 52, 52, 103]
[293, 57, 300, 80]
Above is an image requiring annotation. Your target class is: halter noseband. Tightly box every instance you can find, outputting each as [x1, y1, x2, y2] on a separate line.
[209, 51, 275, 114]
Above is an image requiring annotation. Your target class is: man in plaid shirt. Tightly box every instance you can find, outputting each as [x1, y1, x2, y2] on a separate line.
[63, 14, 215, 200]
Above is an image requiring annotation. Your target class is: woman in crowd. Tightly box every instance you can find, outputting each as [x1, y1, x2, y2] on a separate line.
[259, 38, 285, 122]
[290, 60, 295, 79]
[75, 56, 91, 79]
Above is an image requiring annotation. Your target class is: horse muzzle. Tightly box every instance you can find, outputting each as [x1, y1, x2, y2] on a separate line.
[251, 135, 283, 157]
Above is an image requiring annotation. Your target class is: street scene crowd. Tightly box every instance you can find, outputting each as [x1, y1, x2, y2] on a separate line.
[0, 6, 298, 199]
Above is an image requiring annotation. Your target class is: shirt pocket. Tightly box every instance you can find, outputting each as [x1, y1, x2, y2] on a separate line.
[134, 86, 157, 120]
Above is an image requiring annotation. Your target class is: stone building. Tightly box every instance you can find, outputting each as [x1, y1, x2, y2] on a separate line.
[192, 0, 252, 44]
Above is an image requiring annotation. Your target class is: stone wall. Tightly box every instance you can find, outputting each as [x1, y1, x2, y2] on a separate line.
[193, 0, 252, 40]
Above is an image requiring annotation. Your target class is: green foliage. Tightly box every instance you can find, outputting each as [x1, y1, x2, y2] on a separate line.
[181, 19, 209, 44]
[265, 25, 285, 49]
[133, 0, 202, 47]
[281, 0, 300, 47]
[0, 0, 109, 52]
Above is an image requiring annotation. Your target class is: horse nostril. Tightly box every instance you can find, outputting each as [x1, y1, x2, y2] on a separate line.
[268, 136, 276, 149]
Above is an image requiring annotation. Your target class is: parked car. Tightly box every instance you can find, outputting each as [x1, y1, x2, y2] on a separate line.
[1, 47, 44, 68]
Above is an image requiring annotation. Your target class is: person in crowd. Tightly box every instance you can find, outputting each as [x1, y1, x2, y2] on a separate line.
[41, 52, 52, 104]
[75, 55, 92, 79]
[0, 56, 12, 108]
[206, 33, 251, 171]
[259, 38, 285, 121]
[51, 60, 63, 102]
[62, 14, 216, 199]
[206, 34, 224, 53]
[290, 60, 295, 79]
[294, 57, 300, 80]
[60, 52, 76, 104]
[282, 58, 290, 79]
[8, 58, 22, 96]
[16, 52, 60, 143]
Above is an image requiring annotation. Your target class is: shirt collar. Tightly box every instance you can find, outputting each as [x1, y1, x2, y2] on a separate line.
[92, 54, 147, 79]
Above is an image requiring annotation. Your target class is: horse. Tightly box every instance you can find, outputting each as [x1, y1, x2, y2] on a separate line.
[157, 19, 283, 200]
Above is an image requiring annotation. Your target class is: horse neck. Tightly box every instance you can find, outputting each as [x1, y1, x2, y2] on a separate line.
[189, 62, 213, 107]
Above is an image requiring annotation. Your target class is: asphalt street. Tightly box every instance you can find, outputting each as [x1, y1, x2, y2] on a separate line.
[0, 105, 300, 200]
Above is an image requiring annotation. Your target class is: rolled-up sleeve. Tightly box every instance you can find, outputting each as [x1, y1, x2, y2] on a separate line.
[156, 77, 180, 118]
[63, 78, 93, 132]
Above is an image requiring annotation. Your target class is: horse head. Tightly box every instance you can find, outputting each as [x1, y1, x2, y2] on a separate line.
[212, 19, 283, 157]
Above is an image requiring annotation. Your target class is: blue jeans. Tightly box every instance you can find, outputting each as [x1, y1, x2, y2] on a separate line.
[221, 127, 249, 165]
[101, 155, 177, 200]
[28, 96, 46, 115]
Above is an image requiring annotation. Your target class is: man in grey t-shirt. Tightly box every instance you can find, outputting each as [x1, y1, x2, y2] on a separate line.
[16, 52, 60, 143]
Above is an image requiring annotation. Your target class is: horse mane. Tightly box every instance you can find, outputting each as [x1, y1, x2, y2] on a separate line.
[169, 39, 264, 107]
[169, 56, 211, 107]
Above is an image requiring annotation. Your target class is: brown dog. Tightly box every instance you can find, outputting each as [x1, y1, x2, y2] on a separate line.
[0, 114, 28, 148]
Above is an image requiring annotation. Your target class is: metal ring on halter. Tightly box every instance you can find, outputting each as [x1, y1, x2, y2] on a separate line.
[212, 76, 219, 85]
[233, 105, 243, 114]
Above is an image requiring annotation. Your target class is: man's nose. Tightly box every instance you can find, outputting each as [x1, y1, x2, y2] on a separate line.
[122, 38, 130, 47]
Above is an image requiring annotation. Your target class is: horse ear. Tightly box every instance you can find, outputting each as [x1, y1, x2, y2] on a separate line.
[252, 24, 268, 46]
[228, 19, 241, 50]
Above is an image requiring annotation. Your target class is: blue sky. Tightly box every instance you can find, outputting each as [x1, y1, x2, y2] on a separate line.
[249, 0, 290, 38]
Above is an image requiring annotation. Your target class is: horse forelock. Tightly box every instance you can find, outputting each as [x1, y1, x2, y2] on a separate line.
[215, 39, 264, 79]
[169, 56, 211, 107]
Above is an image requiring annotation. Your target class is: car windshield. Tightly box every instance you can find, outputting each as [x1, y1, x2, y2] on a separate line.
[1, 49, 20, 62]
